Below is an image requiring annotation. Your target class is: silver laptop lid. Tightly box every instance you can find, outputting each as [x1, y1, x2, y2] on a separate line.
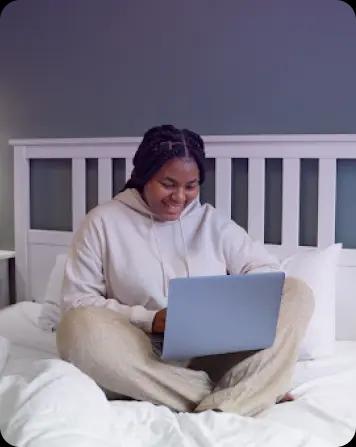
[162, 272, 285, 361]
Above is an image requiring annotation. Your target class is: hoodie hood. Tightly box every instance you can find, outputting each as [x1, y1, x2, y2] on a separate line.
[114, 188, 200, 296]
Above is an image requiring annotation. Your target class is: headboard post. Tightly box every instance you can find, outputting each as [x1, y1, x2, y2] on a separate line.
[13, 145, 30, 302]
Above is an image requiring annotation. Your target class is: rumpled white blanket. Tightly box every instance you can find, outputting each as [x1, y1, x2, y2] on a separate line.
[0, 336, 10, 375]
[0, 359, 334, 447]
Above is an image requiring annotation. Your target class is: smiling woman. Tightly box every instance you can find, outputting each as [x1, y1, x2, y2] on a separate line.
[56, 124, 313, 416]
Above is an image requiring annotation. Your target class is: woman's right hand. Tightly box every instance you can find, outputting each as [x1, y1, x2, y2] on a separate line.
[152, 308, 166, 333]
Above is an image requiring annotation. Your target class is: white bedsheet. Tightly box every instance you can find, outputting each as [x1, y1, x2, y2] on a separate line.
[0, 302, 355, 446]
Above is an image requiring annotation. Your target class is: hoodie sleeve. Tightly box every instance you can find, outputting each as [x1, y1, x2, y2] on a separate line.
[61, 212, 157, 333]
[222, 221, 281, 275]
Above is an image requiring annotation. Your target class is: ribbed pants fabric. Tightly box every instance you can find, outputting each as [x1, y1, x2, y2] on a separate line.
[56, 277, 314, 416]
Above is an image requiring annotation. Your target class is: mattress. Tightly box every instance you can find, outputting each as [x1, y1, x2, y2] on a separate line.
[0, 302, 355, 446]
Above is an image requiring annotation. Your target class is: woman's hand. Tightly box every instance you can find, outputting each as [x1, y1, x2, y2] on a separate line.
[152, 308, 167, 333]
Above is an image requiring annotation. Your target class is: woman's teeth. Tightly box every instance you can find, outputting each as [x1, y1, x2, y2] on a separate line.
[164, 203, 182, 212]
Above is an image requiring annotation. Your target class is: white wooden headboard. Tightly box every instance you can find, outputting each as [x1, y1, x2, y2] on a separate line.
[10, 134, 356, 340]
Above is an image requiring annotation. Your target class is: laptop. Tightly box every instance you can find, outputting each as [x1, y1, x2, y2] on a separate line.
[161, 271, 285, 361]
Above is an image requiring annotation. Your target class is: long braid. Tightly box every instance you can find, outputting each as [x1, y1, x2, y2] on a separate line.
[122, 125, 206, 192]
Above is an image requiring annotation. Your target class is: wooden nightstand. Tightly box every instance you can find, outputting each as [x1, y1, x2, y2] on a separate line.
[0, 250, 15, 308]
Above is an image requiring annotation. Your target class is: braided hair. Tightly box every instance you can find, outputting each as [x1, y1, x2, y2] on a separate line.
[122, 125, 206, 192]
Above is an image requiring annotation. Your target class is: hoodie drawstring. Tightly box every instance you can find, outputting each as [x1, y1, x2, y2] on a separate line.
[150, 215, 169, 297]
[150, 215, 191, 297]
[179, 217, 191, 278]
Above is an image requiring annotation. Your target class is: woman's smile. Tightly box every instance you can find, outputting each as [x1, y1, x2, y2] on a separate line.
[162, 201, 184, 214]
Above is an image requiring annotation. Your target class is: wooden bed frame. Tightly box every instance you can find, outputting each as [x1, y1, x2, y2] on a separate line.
[10, 134, 356, 341]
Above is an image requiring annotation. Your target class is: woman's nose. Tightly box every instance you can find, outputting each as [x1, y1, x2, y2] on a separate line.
[171, 188, 185, 203]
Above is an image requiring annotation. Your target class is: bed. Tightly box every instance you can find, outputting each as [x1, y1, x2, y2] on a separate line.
[0, 134, 355, 446]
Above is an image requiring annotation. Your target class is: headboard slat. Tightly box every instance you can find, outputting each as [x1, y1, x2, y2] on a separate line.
[98, 158, 113, 204]
[72, 158, 86, 232]
[318, 159, 337, 248]
[248, 158, 265, 241]
[215, 158, 232, 219]
[282, 159, 300, 250]
[125, 158, 134, 182]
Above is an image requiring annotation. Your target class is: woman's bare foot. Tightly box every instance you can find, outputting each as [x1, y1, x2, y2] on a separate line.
[277, 392, 295, 403]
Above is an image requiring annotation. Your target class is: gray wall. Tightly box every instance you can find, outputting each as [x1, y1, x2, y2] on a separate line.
[1, 0, 356, 249]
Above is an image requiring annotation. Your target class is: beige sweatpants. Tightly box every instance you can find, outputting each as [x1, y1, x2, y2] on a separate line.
[56, 277, 314, 416]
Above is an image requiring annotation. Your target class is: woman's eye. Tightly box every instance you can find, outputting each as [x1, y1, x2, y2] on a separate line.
[160, 182, 197, 190]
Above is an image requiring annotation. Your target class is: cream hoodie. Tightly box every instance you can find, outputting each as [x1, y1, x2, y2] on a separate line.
[61, 188, 280, 333]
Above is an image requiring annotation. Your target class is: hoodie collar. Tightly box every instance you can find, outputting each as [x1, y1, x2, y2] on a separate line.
[114, 188, 200, 223]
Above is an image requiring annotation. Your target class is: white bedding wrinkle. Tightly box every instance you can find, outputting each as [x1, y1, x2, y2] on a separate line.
[1, 301, 356, 446]
[0, 302, 57, 355]
[0, 359, 332, 447]
[0, 360, 119, 447]
[258, 367, 356, 446]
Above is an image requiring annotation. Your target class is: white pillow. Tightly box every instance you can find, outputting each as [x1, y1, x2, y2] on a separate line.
[38, 254, 67, 332]
[281, 243, 342, 360]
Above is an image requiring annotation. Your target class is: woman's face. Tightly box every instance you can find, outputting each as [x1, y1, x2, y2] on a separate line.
[143, 157, 200, 221]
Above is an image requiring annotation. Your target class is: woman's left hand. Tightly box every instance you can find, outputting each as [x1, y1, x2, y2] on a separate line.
[152, 308, 167, 333]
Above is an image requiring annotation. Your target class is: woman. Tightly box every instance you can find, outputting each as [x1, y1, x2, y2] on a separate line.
[57, 124, 314, 416]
